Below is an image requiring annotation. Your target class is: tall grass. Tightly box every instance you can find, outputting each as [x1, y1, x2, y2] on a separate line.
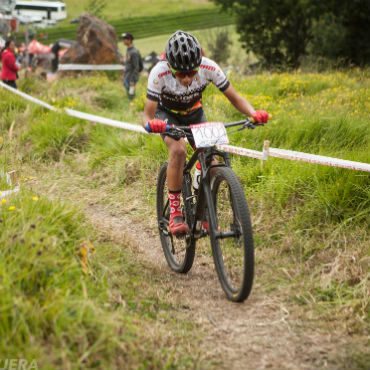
[0, 189, 204, 369]
[0, 82, 206, 369]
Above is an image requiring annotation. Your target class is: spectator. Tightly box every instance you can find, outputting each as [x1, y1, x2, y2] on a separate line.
[51, 41, 60, 73]
[120, 32, 141, 100]
[1, 39, 19, 89]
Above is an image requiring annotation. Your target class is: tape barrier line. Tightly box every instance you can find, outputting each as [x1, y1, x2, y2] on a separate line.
[58, 64, 124, 71]
[268, 147, 370, 173]
[217, 144, 264, 160]
[65, 108, 147, 134]
[0, 81, 58, 111]
[0, 186, 20, 198]
[218, 144, 370, 173]
[0, 170, 20, 198]
[1, 81, 369, 173]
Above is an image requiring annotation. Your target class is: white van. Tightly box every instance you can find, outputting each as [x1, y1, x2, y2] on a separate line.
[13, 1, 67, 21]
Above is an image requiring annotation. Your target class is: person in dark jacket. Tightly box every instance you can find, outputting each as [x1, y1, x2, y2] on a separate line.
[1, 39, 19, 89]
[120, 32, 141, 100]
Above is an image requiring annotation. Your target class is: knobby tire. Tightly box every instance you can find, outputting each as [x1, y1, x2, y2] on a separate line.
[156, 162, 195, 273]
[210, 167, 254, 302]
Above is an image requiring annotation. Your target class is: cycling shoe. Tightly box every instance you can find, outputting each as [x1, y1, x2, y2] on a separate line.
[169, 216, 189, 236]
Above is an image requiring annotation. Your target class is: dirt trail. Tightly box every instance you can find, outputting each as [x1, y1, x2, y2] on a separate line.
[83, 203, 344, 370]
[33, 172, 348, 370]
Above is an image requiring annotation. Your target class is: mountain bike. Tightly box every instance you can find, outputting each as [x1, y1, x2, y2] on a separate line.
[154, 118, 263, 302]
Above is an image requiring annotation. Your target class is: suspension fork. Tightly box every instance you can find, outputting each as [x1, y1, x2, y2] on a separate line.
[187, 148, 231, 238]
[191, 152, 216, 238]
[195, 149, 232, 237]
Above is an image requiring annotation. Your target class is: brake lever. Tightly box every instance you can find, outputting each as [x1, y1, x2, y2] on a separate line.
[167, 126, 186, 140]
[238, 121, 259, 130]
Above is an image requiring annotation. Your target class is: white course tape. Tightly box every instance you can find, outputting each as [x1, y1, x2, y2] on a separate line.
[58, 64, 124, 71]
[1, 81, 369, 173]
[0, 81, 58, 111]
[219, 144, 370, 173]
[0, 186, 20, 198]
[269, 147, 370, 173]
[0, 170, 20, 198]
[64, 108, 147, 134]
[217, 144, 263, 160]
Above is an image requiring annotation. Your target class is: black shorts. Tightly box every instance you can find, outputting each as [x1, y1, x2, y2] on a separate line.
[155, 106, 207, 148]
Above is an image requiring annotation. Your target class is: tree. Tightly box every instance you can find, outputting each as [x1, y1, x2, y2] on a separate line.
[315, 0, 370, 66]
[213, 0, 320, 69]
[213, 0, 370, 68]
[205, 28, 233, 66]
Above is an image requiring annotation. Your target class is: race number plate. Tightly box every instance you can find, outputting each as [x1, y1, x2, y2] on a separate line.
[190, 122, 229, 148]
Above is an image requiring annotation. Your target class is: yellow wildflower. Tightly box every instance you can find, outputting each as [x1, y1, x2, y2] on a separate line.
[8, 206, 15, 211]
[2, 198, 6, 204]
[32, 196, 39, 201]
[78, 241, 95, 275]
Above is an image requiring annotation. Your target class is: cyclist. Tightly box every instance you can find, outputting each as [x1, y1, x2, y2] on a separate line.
[142, 30, 269, 236]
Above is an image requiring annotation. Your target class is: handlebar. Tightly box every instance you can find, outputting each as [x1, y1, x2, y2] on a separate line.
[145, 118, 265, 134]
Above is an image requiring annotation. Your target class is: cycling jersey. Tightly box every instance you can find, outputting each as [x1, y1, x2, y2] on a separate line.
[147, 57, 230, 114]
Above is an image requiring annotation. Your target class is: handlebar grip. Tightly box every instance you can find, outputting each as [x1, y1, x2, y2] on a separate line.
[145, 124, 171, 133]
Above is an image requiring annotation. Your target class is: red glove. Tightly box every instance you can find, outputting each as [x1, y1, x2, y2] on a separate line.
[252, 110, 269, 124]
[147, 119, 167, 133]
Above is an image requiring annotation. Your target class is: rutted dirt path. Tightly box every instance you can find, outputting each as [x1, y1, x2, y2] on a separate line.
[84, 203, 346, 370]
[32, 168, 350, 370]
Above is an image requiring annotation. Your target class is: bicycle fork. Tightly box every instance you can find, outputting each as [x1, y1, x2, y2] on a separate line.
[194, 151, 239, 241]
[192, 153, 219, 239]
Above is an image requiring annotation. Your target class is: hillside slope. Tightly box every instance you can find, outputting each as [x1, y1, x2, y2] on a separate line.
[0, 69, 369, 369]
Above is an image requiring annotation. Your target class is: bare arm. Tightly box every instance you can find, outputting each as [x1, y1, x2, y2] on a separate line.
[222, 85, 256, 117]
[142, 98, 158, 128]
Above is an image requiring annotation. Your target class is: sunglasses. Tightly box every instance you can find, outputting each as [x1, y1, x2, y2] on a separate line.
[171, 67, 199, 78]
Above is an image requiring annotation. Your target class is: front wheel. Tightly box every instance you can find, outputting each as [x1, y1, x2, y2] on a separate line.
[209, 167, 254, 302]
[156, 162, 195, 273]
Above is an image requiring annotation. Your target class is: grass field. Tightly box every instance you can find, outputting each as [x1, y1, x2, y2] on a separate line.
[25, 8, 235, 44]
[62, 0, 214, 21]
[0, 48, 369, 369]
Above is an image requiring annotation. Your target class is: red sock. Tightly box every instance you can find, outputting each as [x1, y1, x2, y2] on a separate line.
[168, 190, 182, 218]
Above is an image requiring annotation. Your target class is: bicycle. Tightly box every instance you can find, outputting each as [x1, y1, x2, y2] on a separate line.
[153, 118, 263, 302]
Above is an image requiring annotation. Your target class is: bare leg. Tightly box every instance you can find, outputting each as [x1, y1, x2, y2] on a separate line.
[164, 136, 187, 191]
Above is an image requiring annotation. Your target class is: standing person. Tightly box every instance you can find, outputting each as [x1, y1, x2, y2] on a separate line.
[120, 32, 141, 100]
[142, 30, 269, 236]
[1, 39, 19, 89]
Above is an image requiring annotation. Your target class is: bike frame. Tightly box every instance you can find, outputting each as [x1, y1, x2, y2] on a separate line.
[182, 146, 232, 241]
[162, 118, 260, 242]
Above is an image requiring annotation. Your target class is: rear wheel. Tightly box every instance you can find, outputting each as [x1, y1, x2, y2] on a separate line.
[156, 162, 195, 273]
[209, 167, 254, 302]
